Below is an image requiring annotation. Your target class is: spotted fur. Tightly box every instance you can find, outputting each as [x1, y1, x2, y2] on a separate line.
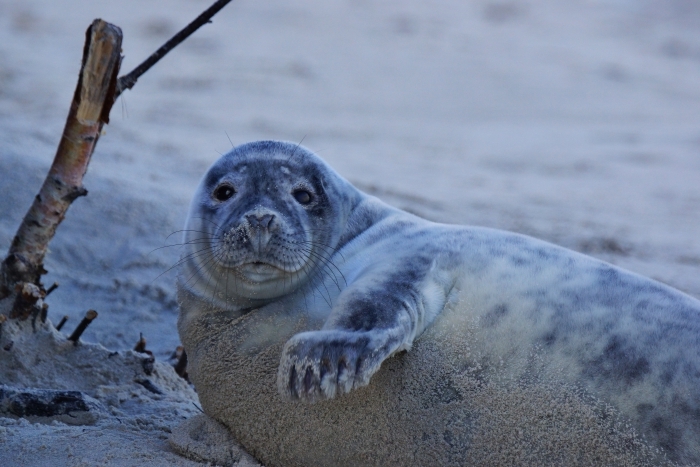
[178, 141, 700, 465]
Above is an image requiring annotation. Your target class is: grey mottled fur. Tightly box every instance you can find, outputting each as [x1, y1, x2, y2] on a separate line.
[178, 141, 700, 465]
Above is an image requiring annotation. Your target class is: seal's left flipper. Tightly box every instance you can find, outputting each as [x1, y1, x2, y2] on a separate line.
[278, 258, 451, 402]
[277, 328, 406, 401]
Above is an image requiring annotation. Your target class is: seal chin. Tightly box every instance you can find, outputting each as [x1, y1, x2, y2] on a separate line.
[229, 261, 308, 302]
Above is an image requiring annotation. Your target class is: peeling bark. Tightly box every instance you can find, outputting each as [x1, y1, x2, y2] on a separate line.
[9, 282, 44, 320]
[0, 20, 122, 313]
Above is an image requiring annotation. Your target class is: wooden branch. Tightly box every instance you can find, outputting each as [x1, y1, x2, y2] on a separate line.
[0, 20, 122, 305]
[115, 0, 233, 98]
[0, 1, 234, 322]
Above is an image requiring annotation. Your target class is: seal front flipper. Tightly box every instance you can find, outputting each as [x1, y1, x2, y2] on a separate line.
[277, 255, 451, 402]
[277, 316, 418, 402]
[277, 329, 399, 402]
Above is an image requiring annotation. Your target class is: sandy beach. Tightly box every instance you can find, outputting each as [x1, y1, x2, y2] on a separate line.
[1, 0, 700, 465]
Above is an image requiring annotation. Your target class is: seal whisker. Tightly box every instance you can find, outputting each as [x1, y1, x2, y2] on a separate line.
[172, 244, 220, 266]
[206, 242, 232, 304]
[149, 238, 222, 255]
[165, 228, 222, 241]
[285, 135, 306, 163]
[302, 254, 334, 308]
[293, 237, 346, 262]
[289, 243, 344, 283]
[179, 240, 227, 288]
[190, 216, 225, 232]
[292, 246, 343, 291]
[288, 248, 332, 308]
[293, 244, 346, 288]
[153, 246, 218, 283]
[180, 250, 219, 288]
[187, 248, 226, 302]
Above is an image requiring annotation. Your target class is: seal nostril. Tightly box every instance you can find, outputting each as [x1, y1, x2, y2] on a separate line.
[246, 213, 275, 229]
[261, 214, 274, 228]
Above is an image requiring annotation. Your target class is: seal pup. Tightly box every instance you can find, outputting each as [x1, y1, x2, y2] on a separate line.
[176, 140, 700, 466]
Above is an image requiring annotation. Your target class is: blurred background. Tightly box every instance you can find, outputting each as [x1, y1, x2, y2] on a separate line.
[0, 0, 699, 356]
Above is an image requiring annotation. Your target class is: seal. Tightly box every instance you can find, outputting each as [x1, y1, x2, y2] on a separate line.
[176, 140, 700, 466]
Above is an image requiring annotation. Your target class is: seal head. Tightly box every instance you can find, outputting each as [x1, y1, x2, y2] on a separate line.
[179, 140, 359, 312]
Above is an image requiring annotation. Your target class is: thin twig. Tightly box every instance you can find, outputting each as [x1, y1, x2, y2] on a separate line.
[174, 347, 188, 380]
[68, 309, 98, 344]
[134, 332, 147, 353]
[115, 0, 233, 97]
[45, 282, 59, 297]
[55, 315, 69, 331]
[39, 302, 49, 323]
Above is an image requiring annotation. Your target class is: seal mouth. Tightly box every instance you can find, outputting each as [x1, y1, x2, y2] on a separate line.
[238, 261, 286, 283]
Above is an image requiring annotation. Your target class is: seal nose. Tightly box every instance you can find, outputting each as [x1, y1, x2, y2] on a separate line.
[246, 213, 275, 229]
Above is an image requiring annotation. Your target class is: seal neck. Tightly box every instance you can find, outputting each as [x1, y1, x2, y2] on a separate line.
[336, 195, 401, 250]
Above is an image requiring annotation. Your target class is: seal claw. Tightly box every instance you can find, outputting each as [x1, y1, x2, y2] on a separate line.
[277, 330, 391, 402]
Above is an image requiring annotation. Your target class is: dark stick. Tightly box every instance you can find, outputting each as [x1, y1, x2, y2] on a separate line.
[45, 282, 59, 297]
[40, 302, 49, 323]
[115, 0, 233, 97]
[68, 309, 98, 344]
[134, 332, 147, 353]
[55, 315, 69, 331]
[174, 348, 188, 380]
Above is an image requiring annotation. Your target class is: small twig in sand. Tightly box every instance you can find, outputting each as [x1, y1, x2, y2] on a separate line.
[115, 0, 233, 97]
[68, 309, 98, 344]
[174, 347, 189, 381]
[45, 282, 59, 297]
[134, 333, 147, 353]
[55, 315, 69, 331]
[39, 302, 49, 323]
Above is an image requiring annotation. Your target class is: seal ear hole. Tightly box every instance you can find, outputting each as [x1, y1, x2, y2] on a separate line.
[292, 189, 312, 205]
[213, 184, 235, 202]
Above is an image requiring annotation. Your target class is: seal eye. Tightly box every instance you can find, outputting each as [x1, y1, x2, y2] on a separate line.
[293, 189, 312, 205]
[213, 185, 235, 202]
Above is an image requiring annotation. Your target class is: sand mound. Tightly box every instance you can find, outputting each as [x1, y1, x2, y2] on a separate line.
[0, 316, 211, 466]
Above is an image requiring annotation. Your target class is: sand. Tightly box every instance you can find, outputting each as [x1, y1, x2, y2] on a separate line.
[0, 0, 699, 465]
